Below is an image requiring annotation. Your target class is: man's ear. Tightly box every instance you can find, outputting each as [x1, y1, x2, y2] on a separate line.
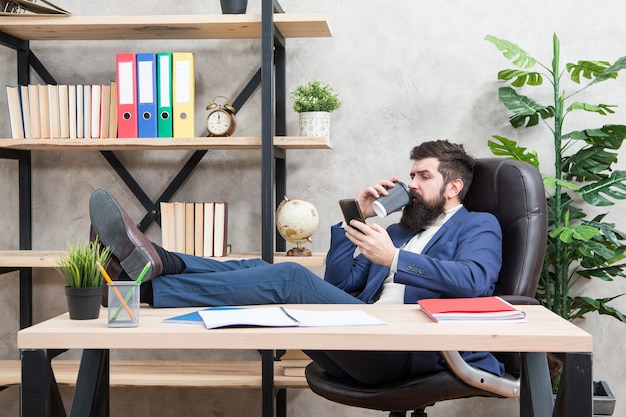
[446, 178, 464, 199]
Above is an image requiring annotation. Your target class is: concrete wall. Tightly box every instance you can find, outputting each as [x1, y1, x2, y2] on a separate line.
[1, 0, 625, 415]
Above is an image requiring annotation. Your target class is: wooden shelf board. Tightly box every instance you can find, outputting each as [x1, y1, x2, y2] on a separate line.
[0, 359, 309, 389]
[0, 14, 331, 41]
[0, 250, 326, 268]
[0, 136, 332, 151]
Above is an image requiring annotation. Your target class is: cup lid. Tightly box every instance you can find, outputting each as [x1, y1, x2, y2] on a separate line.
[373, 201, 387, 217]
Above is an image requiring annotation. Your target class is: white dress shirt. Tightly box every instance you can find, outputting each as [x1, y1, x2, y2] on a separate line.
[375, 204, 463, 304]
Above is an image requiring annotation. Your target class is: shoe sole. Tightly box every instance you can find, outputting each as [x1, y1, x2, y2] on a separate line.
[89, 189, 152, 281]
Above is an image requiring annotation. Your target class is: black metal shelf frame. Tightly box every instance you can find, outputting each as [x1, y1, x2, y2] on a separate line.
[0, 0, 288, 329]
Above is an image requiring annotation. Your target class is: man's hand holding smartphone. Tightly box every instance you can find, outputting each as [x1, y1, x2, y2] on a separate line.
[339, 198, 365, 228]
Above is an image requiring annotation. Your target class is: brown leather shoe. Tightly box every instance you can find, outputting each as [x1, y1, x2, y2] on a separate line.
[90, 225, 124, 282]
[89, 189, 163, 283]
[90, 225, 132, 307]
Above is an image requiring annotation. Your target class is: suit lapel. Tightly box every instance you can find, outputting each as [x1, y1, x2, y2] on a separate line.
[391, 227, 419, 247]
[421, 207, 468, 253]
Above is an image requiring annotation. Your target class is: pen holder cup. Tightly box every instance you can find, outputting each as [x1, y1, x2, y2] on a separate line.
[107, 282, 140, 327]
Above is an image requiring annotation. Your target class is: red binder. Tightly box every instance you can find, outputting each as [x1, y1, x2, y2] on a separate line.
[417, 296, 526, 322]
[116, 53, 137, 138]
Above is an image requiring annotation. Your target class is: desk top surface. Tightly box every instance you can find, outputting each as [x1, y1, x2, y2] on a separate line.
[18, 304, 592, 353]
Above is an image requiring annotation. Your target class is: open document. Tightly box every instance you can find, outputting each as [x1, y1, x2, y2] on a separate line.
[197, 306, 386, 330]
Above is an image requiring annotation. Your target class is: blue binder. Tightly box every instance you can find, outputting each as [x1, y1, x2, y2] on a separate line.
[136, 53, 158, 137]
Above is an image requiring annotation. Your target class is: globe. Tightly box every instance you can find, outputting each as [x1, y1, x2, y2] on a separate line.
[276, 196, 319, 256]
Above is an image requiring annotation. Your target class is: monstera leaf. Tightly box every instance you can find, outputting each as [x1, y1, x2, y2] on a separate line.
[566, 60, 614, 83]
[487, 135, 539, 166]
[579, 171, 626, 206]
[567, 102, 616, 116]
[497, 69, 543, 87]
[485, 35, 536, 68]
[563, 146, 619, 181]
[569, 296, 626, 322]
[498, 87, 554, 127]
[565, 125, 626, 149]
[588, 56, 626, 85]
[578, 263, 626, 281]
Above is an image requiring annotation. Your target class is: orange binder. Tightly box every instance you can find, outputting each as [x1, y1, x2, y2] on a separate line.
[116, 53, 137, 138]
[172, 52, 195, 138]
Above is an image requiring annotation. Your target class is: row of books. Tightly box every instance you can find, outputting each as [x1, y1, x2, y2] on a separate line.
[5, 51, 195, 139]
[6, 83, 118, 139]
[160, 202, 229, 258]
[116, 52, 195, 138]
[280, 350, 312, 377]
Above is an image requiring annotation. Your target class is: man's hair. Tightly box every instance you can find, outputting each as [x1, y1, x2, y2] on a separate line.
[409, 140, 476, 201]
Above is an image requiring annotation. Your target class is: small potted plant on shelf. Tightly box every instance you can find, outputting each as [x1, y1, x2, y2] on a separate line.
[56, 237, 112, 320]
[290, 80, 341, 138]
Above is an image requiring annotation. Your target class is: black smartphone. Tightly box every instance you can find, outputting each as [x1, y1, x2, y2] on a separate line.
[339, 199, 365, 225]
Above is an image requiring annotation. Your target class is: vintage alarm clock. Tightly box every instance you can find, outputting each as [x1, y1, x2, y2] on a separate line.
[205, 96, 237, 137]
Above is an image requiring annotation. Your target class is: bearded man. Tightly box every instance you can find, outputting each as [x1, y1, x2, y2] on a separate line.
[90, 139, 503, 385]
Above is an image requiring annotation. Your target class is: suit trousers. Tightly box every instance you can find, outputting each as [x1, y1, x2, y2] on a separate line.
[151, 252, 363, 307]
[150, 252, 446, 385]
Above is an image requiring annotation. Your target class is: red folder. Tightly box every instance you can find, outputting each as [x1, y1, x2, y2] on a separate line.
[116, 53, 137, 138]
[417, 296, 526, 322]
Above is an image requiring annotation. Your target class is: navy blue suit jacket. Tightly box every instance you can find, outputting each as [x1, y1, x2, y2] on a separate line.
[324, 206, 504, 375]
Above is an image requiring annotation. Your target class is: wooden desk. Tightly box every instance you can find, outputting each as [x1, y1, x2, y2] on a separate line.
[18, 304, 593, 417]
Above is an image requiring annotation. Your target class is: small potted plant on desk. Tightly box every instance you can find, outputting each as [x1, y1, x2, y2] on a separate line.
[291, 80, 341, 138]
[57, 237, 112, 320]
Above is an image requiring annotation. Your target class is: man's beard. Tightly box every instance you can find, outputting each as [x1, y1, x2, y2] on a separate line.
[399, 190, 446, 231]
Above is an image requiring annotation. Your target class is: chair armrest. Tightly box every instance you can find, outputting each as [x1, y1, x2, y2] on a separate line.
[441, 351, 520, 398]
[499, 295, 540, 305]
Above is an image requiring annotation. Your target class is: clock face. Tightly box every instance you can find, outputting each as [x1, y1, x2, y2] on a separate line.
[207, 109, 232, 135]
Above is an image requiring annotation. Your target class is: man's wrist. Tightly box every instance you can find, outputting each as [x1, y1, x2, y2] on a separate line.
[390, 249, 400, 272]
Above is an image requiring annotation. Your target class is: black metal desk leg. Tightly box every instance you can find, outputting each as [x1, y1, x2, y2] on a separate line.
[276, 388, 287, 417]
[553, 352, 592, 417]
[21, 349, 54, 417]
[260, 350, 275, 417]
[69, 349, 110, 417]
[19, 267, 33, 329]
[521, 352, 554, 417]
[21, 349, 68, 417]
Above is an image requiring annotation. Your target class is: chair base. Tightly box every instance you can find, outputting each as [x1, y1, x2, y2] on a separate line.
[305, 362, 502, 413]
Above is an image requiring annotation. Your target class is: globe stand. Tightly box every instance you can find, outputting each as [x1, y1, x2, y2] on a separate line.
[286, 242, 312, 257]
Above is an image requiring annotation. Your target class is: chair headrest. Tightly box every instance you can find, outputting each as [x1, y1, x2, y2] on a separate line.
[464, 158, 547, 297]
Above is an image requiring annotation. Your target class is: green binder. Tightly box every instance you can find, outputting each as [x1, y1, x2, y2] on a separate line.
[156, 52, 173, 138]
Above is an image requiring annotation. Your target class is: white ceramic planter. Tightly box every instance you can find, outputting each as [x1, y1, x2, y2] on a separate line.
[298, 111, 331, 138]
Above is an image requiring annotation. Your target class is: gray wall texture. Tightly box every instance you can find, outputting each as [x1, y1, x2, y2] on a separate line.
[1, 0, 625, 416]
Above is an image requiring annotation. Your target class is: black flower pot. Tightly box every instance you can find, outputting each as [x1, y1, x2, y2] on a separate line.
[593, 380, 616, 416]
[64, 286, 104, 320]
[220, 0, 248, 14]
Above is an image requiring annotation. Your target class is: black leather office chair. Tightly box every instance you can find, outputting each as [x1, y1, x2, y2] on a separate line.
[305, 158, 548, 416]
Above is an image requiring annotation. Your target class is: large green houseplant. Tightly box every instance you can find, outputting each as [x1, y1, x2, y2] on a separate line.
[485, 34, 626, 324]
